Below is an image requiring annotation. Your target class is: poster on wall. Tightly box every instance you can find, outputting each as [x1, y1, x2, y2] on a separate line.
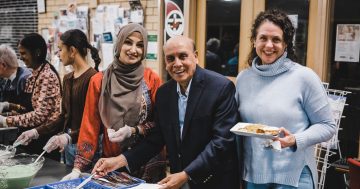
[37, 0, 46, 13]
[129, 0, 144, 25]
[76, 6, 89, 33]
[335, 24, 360, 62]
[58, 5, 89, 34]
[146, 35, 158, 60]
[92, 5, 129, 41]
[164, 0, 185, 42]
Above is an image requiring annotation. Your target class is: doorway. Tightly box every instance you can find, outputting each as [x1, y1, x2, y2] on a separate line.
[327, 0, 360, 188]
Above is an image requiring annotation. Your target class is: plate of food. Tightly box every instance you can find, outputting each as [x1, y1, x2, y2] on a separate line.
[230, 123, 280, 139]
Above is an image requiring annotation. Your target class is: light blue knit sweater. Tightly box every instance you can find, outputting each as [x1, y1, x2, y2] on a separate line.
[235, 53, 336, 188]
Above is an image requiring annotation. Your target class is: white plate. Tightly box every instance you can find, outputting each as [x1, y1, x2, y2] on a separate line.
[230, 122, 279, 139]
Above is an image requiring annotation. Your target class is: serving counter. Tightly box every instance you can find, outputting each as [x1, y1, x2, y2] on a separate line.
[29, 158, 72, 187]
[28, 158, 156, 189]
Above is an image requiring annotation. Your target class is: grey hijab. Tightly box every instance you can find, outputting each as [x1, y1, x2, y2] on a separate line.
[98, 23, 148, 130]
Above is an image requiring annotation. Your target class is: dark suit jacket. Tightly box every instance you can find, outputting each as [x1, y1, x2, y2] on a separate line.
[124, 66, 240, 189]
[0, 67, 31, 105]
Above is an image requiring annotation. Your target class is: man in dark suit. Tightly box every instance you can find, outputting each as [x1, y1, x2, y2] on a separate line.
[0, 44, 31, 114]
[92, 36, 240, 189]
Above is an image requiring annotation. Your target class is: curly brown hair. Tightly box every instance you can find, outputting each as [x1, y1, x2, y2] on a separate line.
[247, 9, 296, 66]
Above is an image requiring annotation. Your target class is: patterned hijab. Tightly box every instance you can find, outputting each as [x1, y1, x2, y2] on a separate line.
[98, 23, 148, 130]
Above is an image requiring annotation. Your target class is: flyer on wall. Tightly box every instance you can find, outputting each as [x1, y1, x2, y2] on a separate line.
[335, 24, 360, 62]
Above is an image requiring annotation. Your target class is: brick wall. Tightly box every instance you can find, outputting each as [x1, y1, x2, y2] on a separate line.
[38, 0, 161, 75]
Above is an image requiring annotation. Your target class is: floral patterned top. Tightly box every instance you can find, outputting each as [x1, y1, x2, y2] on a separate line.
[7, 63, 61, 128]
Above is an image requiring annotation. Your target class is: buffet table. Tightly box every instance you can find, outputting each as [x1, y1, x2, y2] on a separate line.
[28, 158, 160, 189]
[29, 158, 72, 187]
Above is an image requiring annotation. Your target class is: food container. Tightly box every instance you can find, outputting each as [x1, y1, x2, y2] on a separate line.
[28, 172, 145, 189]
[0, 144, 16, 160]
[27, 178, 95, 189]
[0, 153, 45, 189]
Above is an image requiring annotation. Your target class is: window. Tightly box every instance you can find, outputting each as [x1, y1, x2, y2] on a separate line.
[205, 0, 240, 77]
[266, 0, 310, 65]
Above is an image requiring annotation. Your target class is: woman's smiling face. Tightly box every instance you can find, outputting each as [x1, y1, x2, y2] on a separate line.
[119, 32, 144, 64]
[254, 21, 287, 64]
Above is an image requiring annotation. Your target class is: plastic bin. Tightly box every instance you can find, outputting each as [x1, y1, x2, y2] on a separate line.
[27, 172, 144, 189]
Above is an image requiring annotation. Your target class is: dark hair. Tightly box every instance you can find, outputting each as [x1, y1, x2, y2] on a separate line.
[247, 9, 296, 66]
[19, 33, 62, 93]
[60, 29, 101, 71]
[19, 33, 48, 64]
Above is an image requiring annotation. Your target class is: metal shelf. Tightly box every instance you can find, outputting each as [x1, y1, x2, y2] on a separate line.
[316, 85, 350, 189]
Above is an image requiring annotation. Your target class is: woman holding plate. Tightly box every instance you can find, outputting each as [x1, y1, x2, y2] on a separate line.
[235, 9, 336, 189]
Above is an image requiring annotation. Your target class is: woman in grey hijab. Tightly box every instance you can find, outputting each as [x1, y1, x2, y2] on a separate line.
[62, 23, 166, 183]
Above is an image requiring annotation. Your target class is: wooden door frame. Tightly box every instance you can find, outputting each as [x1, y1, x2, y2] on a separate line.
[186, 0, 332, 81]
[306, 0, 333, 81]
[189, 0, 263, 80]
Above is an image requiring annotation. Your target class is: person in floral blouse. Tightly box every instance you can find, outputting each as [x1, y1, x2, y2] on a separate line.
[0, 33, 62, 160]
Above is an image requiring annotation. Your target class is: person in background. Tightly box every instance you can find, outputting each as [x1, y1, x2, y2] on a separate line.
[92, 35, 240, 189]
[62, 23, 166, 182]
[0, 33, 62, 160]
[0, 44, 31, 115]
[205, 38, 222, 74]
[235, 9, 336, 189]
[226, 43, 239, 77]
[14, 29, 100, 166]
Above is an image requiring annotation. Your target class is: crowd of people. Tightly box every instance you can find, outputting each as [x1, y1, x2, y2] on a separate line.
[0, 9, 336, 189]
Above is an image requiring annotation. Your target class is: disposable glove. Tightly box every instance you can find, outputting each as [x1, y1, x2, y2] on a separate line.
[15, 129, 39, 145]
[61, 168, 81, 181]
[0, 102, 9, 113]
[43, 133, 71, 153]
[107, 125, 132, 143]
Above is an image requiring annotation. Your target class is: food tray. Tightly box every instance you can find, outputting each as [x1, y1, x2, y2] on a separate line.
[27, 178, 88, 189]
[230, 122, 279, 139]
[27, 172, 144, 189]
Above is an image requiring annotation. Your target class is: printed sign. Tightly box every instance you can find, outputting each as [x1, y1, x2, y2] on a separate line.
[335, 24, 360, 62]
[164, 0, 184, 41]
[146, 35, 158, 60]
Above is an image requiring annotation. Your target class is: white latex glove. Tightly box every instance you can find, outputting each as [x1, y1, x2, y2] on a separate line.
[43, 133, 71, 153]
[0, 115, 7, 128]
[61, 168, 81, 181]
[0, 102, 9, 113]
[107, 125, 132, 143]
[15, 129, 39, 145]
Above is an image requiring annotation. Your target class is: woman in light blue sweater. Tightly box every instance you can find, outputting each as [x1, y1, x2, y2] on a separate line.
[235, 9, 336, 189]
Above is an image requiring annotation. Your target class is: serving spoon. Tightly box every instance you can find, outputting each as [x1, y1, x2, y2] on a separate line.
[33, 150, 46, 164]
[12, 138, 26, 148]
[0, 140, 25, 158]
[75, 173, 96, 189]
